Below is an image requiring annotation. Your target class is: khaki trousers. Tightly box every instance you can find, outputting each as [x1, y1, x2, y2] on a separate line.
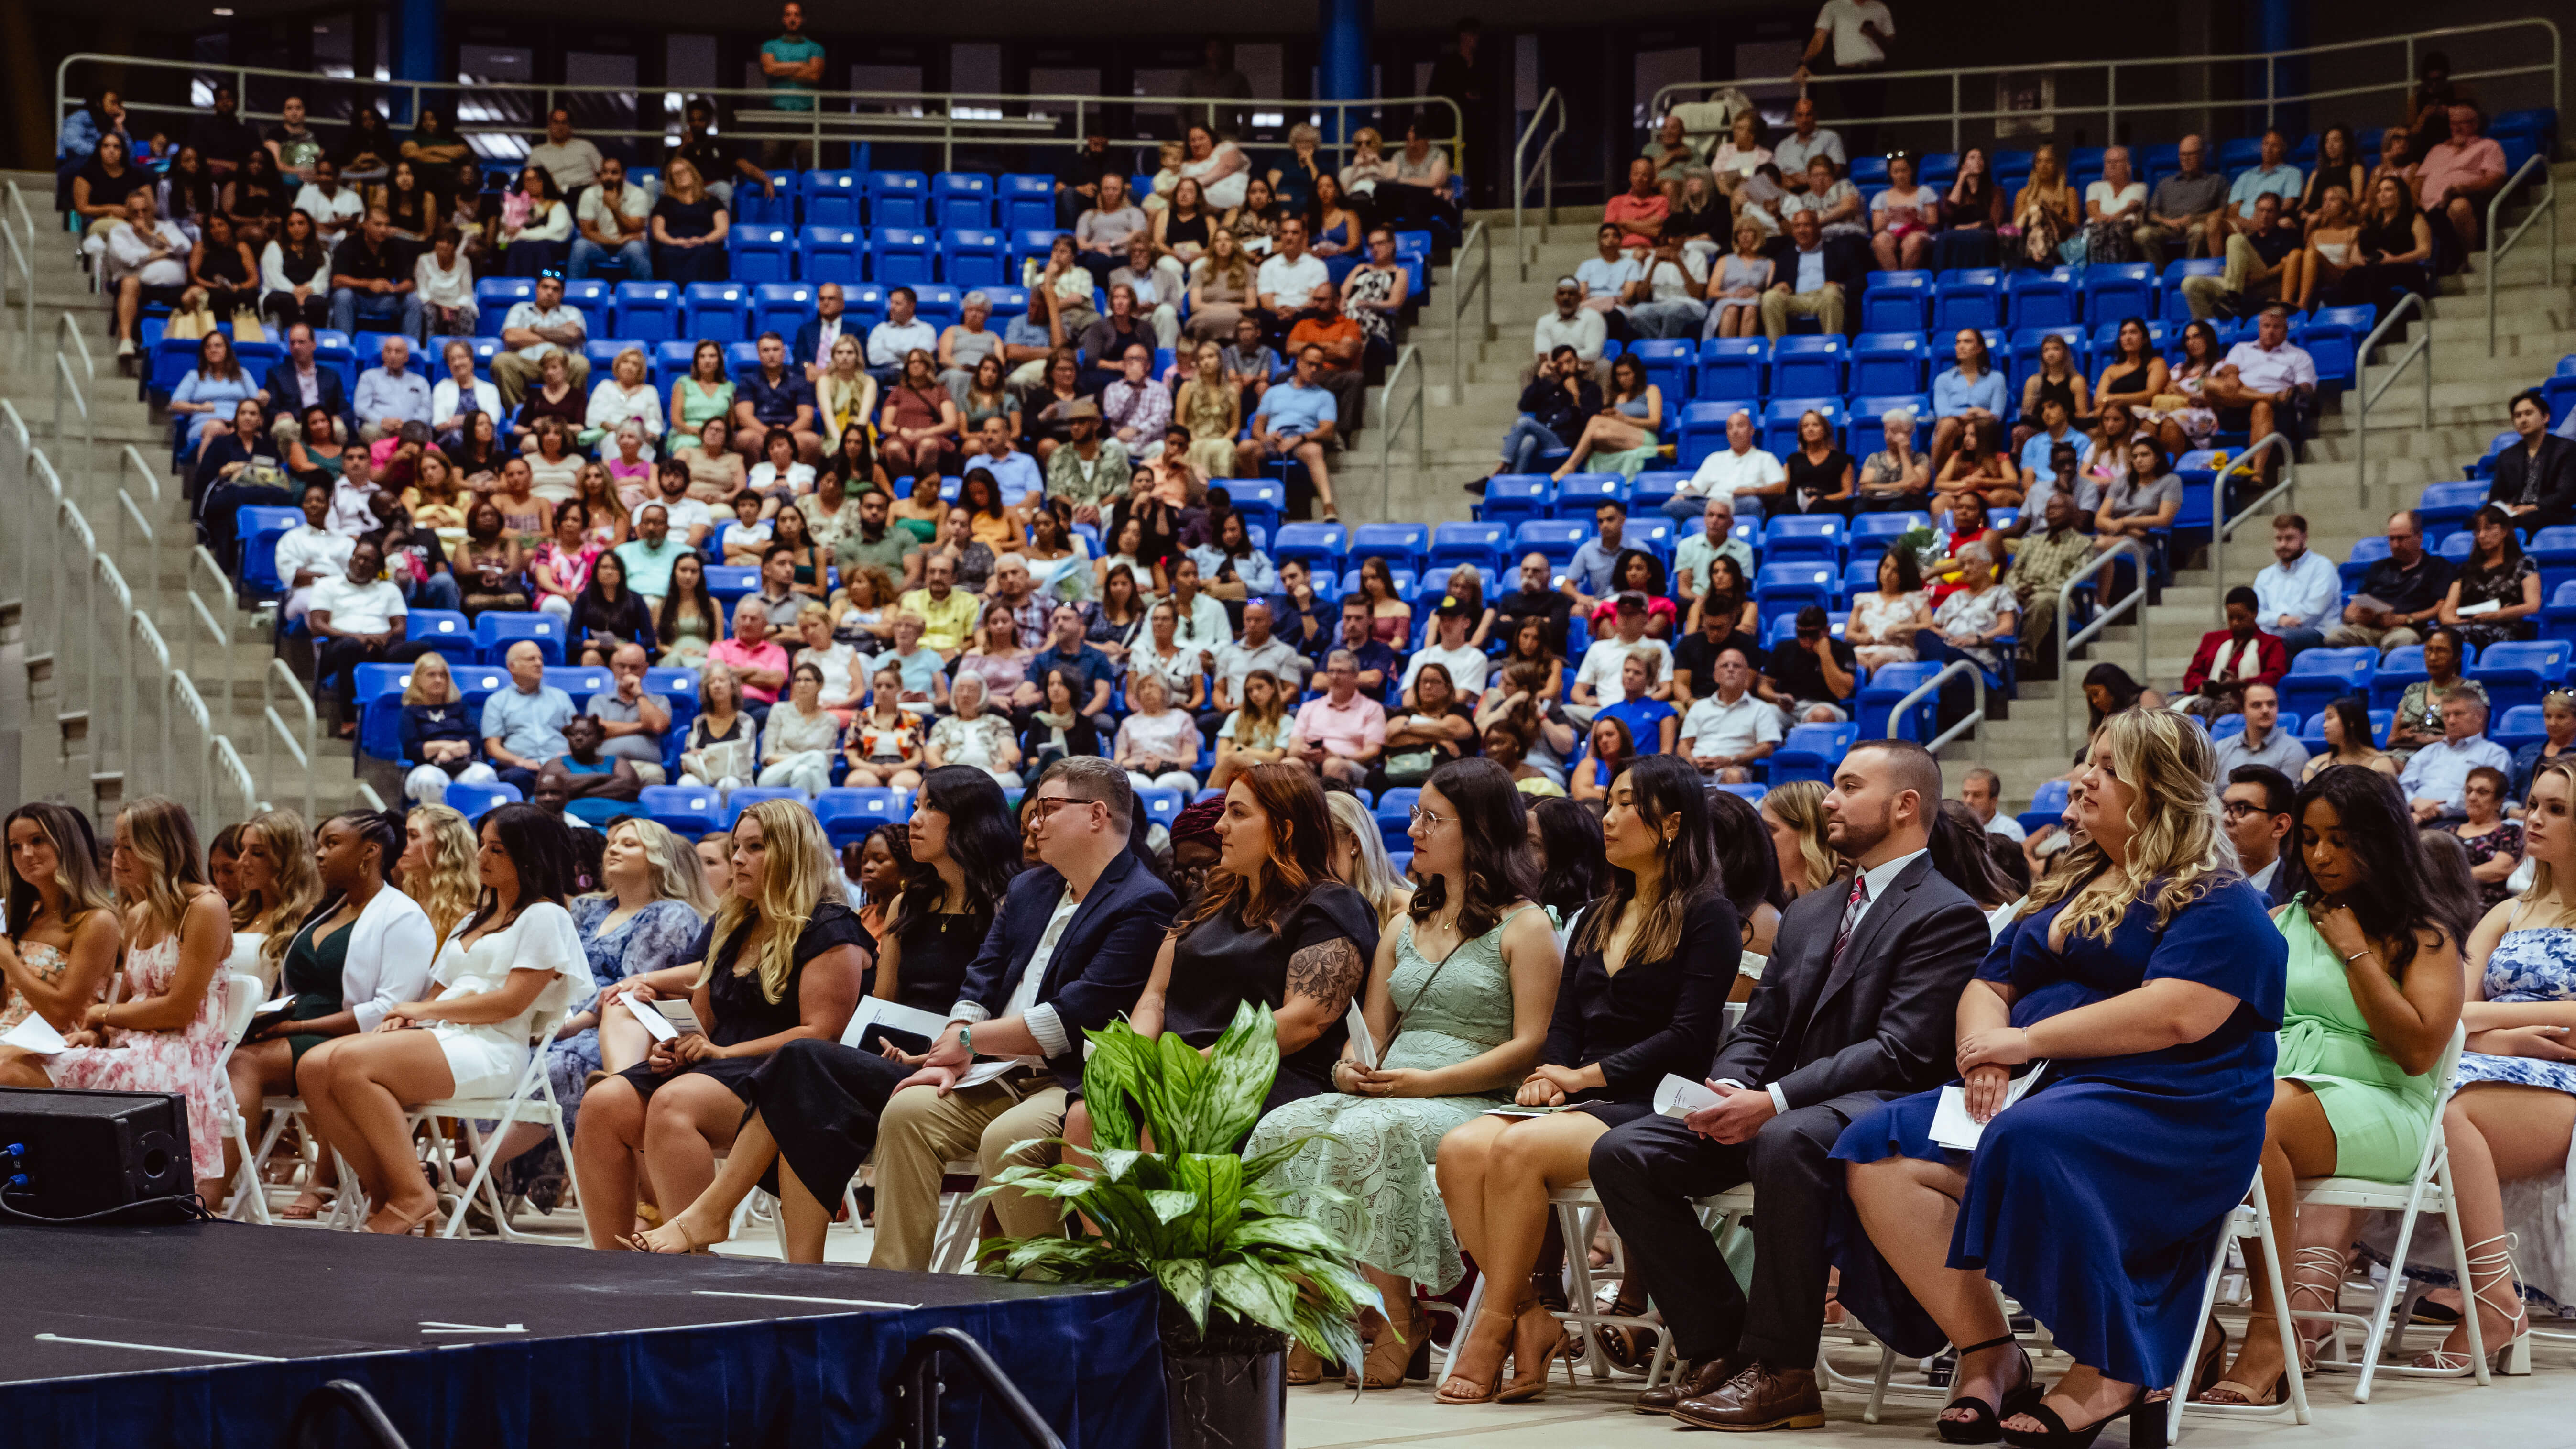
[1759, 284, 1844, 340]
[868, 1072, 1068, 1271]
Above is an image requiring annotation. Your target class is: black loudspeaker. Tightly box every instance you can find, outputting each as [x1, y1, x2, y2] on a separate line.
[0, 1087, 193, 1221]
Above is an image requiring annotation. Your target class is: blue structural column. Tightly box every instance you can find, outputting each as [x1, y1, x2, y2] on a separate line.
[393, 0, 446, 122]
[2248, 0, 2307, 140]
[1318, 0, 1373, 141]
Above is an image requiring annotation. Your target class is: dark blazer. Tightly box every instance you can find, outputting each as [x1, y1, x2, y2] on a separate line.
[260, 359, 350, 429]
[1760, 234, 1871, 324]
[1709, 853, 1991, 1111]
[1545, 892, 1740, 1099]
[955, 848, 1176, 1089]
[2489, 433, 2576, 532]
[790, 314, 855, 375]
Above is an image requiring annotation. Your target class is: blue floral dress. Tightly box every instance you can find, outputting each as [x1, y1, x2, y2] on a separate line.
[2454, 919, 2576, 1095]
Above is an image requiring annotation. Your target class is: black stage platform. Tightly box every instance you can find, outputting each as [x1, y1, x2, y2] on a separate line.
[0, 1221, 1164, 1448]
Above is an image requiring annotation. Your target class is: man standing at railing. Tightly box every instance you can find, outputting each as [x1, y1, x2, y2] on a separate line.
[759, 1, 827, 171]
[1790, 0, 1894, 153]
[1424, 20, 1490, 203]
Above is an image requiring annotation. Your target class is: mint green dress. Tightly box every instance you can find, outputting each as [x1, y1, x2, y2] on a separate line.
[1241, 905, 1533, 1292]
[2274, 901, 2439, 1183]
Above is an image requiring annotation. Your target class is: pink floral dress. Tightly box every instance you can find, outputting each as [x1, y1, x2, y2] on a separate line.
[0, 941, 70, 1034]
[49, 929, 233, 1179]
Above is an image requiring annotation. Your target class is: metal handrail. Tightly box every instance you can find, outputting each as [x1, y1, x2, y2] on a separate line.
[2056, 537, 2154, 758]
[186, 545, 235, 682]
[1513, 88, 1568, 267]
[893, 1327, 1068, 1449]
[2207, 434, 2298, 624]
[211, 734, 264, 819]
[2353, 292, 2434, 515]
[1651, 18, 2559, 153]
[263, 658, 318, 822]
[0, 212, 30, 374]
[1887, 659, 1988, 760]
[118, 442, 160, 507]
[55, 311, 93, 380]
[52, 352, 90, 474]
[58, 54, 1467, 181]
[1449, 220, 1493, 402]
[2487, 153, 2560, 357]
[1375, 343, 1427, 521]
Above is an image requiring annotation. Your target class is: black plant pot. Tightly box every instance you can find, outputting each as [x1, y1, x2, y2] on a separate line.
[1163, 1346, 1285, 1449]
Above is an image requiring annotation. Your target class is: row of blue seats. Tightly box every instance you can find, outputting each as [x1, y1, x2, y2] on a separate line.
[444, 776, 1201, 839]
[2277, 641, 2573, 719]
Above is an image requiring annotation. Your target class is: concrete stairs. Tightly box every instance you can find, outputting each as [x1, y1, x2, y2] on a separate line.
[0, 172, 382, 822]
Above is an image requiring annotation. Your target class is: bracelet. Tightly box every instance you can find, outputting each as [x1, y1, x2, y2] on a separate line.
[2344, 947, 2372, 964]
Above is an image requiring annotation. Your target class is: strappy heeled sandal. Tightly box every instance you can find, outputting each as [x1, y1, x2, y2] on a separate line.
[1935, 1334, 2037, 1445]
[1358, 1306, 1422, 1390]
[2283, 1243, 2348, 1372]
[2414, 1231, 2532, 1375]
[1999, 1386, 2149, 1449]
[1495, 1295, 1564, 1404]
[1434, 1304, 1521, 1405]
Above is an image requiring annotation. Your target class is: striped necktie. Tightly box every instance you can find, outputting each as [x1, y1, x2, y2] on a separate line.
[1830, 875, 1869, 970]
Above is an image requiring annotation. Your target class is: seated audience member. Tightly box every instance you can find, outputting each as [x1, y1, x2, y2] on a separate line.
[1046, 400, 1133, 526]
[1605, 156, 1672, 247]
[352, 335, 431, 447]
[1681, 648, 1778, 782]
[1759, 604, 1857, 722]
[1847, 547, 1932, 672]
[2305, 694, 2399, 784]
[285, 806, 589, 1232]
[1240, 758, 1557, 1382]
[327, 209, 420, 339]
[569, 550, 657, 661]
[2441, 503, 2543, 653]
[1914, 540, 2016, 688]
[587, 643, 671, 784]
[1432, 756, 1731, 1402]
[309, 539, 448, 734]
[2180, 192, 2299, 318]
[2212, 682, 2310, 780]
[866, 286, 941, 387]
[1073, 173, 1150, 288]
[1290, 650, 1389, 783]
[1550, 355, 1665, 483]
[925, 674, 1022, 786]
[1255, 216, 1332, 333]
[1929, 328, 2008, 475]
[491, 271, 589, 408]
[398, 654, 497, 806]
[1758, 208, 1865, 340]
[1853, 408, 1929, 512]
[1833, 710, 2284, 1444]
[1287, 286, 1370, 428]
[633, 761, 1162, 1267]
[568, 157, 651, 281]
[536, 716, 646, 827]
[1237, 344, 1344, 521]
[2401, 688, 2512, 823]
[1571, 588, 1675, 711]
[2335, 176, 2434, 320]
[474, 638, 574, 797]
[2489, 389, 2576, 531]
[2417, 104, 2509, 256]
[274, 479, 356, 623]
[2008, 489, 2096, 672]
[2131, 133, 2226, 265]
[2092, 437, 2183, 567]
[2181, 587, 2289, 720]
[1869, 154, 1941, 271]
[2252, 511, 2340, 656]
[1680, 409, 1788, 524]
[1493, 344, 1602, 484]
[678, 666, 757, 789]
[1108, 233, 1184, 351]
[878, 349, 962, 482]
[1675, 496, 1756, 611]
[1101, 342, 1177, 458]
[2387, 627, 2485, 757]
[1594, 738, 1986, 1425]
[2194, 767, 2464, 1402]
[575, 800, 865, 1248]
[1112, 670, 1201, 794]
[2455, 766, 2525, 908]
[2211, 765, 2296, 904]
[0, 802, 117, 1037]
[2204, 304, 2315, 484]
[734, 331, 824, 465]
[0, 800, 234, 1202]
[2511, 689, 2576, 798]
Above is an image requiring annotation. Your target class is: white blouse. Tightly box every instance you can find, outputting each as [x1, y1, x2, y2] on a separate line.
[426, 902, 592, 1047]
[586, 380, 666, 439]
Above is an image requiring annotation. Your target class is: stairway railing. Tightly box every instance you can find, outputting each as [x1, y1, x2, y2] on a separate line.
[1376, 343, 1427, 519]
[1449, 220, 1493, 401]
[2207, 433, 2298, 625]
[1888, 659, 1987, 760]
[2352, 292, 2433, 516]
[2056, 537, 2154, 759]
[1513, 88, 1569, 267]
[2488, 153, 2561, 357]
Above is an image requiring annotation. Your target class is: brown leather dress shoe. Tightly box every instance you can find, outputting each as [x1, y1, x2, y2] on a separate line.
[1671, 1361, 1826, 1432]
[1634, 1354, 1746, 1416]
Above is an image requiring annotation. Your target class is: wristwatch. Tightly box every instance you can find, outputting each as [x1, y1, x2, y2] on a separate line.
[957, 1024, 973, 1059]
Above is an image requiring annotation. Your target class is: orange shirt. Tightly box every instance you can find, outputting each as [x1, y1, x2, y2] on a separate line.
[1287, 316, 1364, 374]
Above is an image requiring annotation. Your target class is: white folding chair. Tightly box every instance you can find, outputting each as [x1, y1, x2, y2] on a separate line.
[930, 1158, 991, 1272]
[2166, 1168, 2313, 1441]
[407, 1005, 579, 1240]
[211, 973, 270, 1224]
[2295, 1024, 2508, 1398]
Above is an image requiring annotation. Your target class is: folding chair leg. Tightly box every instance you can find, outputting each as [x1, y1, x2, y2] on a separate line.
[2170, 1211, 2238, 1445]
[1441, 1271, 1488, 1381]
[226, 1117, 272, 1224]
[2354, 1190, 2432, 1402]
[2440, 1154, 2493, 1387]
[2244, 1177, 2313, 1426]
[1863, 1343, 1895, 1425]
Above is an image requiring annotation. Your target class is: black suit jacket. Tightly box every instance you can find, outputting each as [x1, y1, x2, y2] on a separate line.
[261, 360, 350, 431]
[1709, 854, 1991, 1112]
[955, 849, 1176, 1089]
[2490, 433, 2576, 532]
[1760, 234, 1870, 323]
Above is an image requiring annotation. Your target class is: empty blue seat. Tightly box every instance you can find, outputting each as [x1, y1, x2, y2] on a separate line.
[870, 227, 936, 286]
[1859, 271, 1933, 333]
[1479, 477, 1553, 528]
[1271, 523, 1348, 575]
[798, 225, 865, 285]
[2339, 535, 2393, 590]
[2079, 263, 2155, 324]
[1768, 721, 1860, 786]
[2475, 640, 2572, 714]
[941, 228, 1007, 287]
[1350, 522, 1430, 572]
[474, 277, 537, 334]
[802, 170, 863, 227]
[721, 786, 808, 825]
[813, 787, 914, 845]
[1754, 561, 1835, 615]
[2278, 646, 2377, 720]
[1770, 335, 1847, 396]
[865, 171, 929, 228]
[2416, 480, 2488, 531]
[474, 611, 564, 666]
[612, 281, 682, 342]
[752, 284, 819, 341]
[1009, 228, 1065, 275]
[1763, 515, 1847, 565]
[998, 174, 1056, 233]
[2496, 704, 2552, 754]
[1857, 662, 1943, 742]
[1553, 473, 1629, 521]
[638, 784, 723, 836]
[445, 781, 522, 824]
[726, 225, 795, 284]
[2016, 777, 2072, 835]
[1514, 521, 1591, 571]
[1136, 786, 1186, 834]
[1851, 332, 1928, 395]
[1696, 338, 1766, 398]
[910, 283, 961, 332]
[2007, 273, 2077, 330]
[557, 279, 612, 338]
[932, 172, 993, 231]
[703, 565, 759, 604]
[2545, 580, 2576, 647]
[404, 610, 474, 658]
[681, 283, 751, 342]
[1430, 522, 1511, 573]
[1934, 274, 2004, 332]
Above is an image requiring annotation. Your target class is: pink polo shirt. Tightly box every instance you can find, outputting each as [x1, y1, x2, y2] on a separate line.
[1291, 691, 1388, 759]
[2415, 136, 2505, 206]
[708, 638, 789, 703]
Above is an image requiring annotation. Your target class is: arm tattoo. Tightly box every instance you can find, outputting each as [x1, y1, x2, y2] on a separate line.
[1284, 937, 1367, 1010]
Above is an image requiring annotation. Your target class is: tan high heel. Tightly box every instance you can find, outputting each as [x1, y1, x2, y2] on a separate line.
[1496, 1296, 1565, 1404]
[1286, 1341, 1324, 1385]
[2415, 1232, 2532, 1375]
[1359, 1305, 1421, 1390]
[1435, 1305, 1520, 1404]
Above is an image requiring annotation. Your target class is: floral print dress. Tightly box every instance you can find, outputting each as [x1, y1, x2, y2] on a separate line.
[49, 931, 233, 1179]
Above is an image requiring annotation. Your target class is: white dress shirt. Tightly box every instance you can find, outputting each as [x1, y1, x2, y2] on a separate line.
[2252, 548, 2341, 630]
[949, 886, 1080, 1065]
[2400, 734, 2513, 813]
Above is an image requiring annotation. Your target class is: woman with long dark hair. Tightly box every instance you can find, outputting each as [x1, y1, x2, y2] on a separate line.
[2338, 173, 2434, 321]
[2306, 693, 2396, 781]
[1711, 787, 1791, 960]
[297, 804, 591, 1233]
[2196, 766, 2463, 1404]
[259, 206, 332, 331]
[568, 549, 657, 661]
[866, 766, 1024, 1024]
[577, 800, 866, 1249]
[1243, 757, 1558, 1388]
[1436, 754, 1734, 1403]
[655, 552, 721, 667]
[2440, 504, 2542, 652]
[1527, 795, 1604, 931]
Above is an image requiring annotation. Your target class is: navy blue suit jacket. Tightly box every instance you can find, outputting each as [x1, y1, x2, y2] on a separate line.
[261, 360, 350, 432]
[956, 848, 1176, 1089]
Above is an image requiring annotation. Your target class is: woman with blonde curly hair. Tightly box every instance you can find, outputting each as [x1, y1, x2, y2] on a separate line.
[1833, 709, 2288, 1445]
[395, 804, 480, 949]
[1758, 779, 1841, 901]
[576, 799, 867, 1248]
[230, 809, 323, 992]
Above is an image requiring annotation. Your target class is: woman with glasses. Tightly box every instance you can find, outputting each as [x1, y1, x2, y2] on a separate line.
[1243, 758, 1559, 1388]
[1434, 754, 1733, 1404]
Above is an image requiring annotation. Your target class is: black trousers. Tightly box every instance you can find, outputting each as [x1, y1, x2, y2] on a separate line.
[1587, 1101, 1866, 1369]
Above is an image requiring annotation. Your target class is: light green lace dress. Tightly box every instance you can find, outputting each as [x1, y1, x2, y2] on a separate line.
[1242, 905, 1531, 1293]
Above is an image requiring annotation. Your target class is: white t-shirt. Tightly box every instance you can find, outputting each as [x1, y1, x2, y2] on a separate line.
[720, 520, 774, 553]
[306, 576, 406, 635]
[1575, 636, 1674, 698]
[1681, 691, 1784, 761]
[643, 496, 714, 539]
[274, 525, 354, 589]
[1815, 0, 1894, 66]
[1402, 642, 1491, 699]
[1255, 252, 1331, 307]
[749, 461, 817, 495]
[2085, 180, 2147, 218]
[1685, 446, 1786, 499]
[577, 184, 650, 236]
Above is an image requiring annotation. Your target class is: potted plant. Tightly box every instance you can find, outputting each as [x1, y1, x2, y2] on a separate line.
[979, 1001, 1379, 1449]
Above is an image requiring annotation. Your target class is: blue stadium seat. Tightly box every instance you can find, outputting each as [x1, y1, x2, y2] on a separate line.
[2415, 480, 2488, 532]
[753, 283, 819, 340]
[236, 506, 305, 597]
[910, 284, 961, 332]
[1372, 789, 1421, 854]
[474, 277, 537, 335]
[733, 183, 793, 227]
[1761, 398, 1843, 456]
[2495, 704, 2552, 754]
[1009, 229, 1065, 275]
[1552, 473, 1629, 520]
[2475, 640, 2572, 715]
[941, 229, 1007, 287]
[727, 225, 795, 284]
[1838, 559, 1880, 606]
[651, 340, 698, 393]
[474, 611, 564, 666]
[2546, 579, 2576, 646]
[404, 610, 475, 659]
[2007, 272, 2077, 330]
[1851, 332, 1928, 395]
[1679, 399, 1756, 468]
[1479, 477, 1553, 528]
[803, 170, 862, 227]
[1851, 512, 1931, 548]
[998, 174, 1056, 233]
[1135, 786, 1186, 834]
[557, 279, 612, 338]
[1514, 521, 1591, 571]
[310, 330, 359, 395]
[1754, 561, 1835, 615]
[582, 338, 641, 382]
[1857, 662, 1943, 742]
[2278, 646, 2377, 720]
[798, 225, 865, 285]
[812, 787, 914, 845]
[1846, 395, 1932, 452]
[1430, 522, 1511, 574]
[1696, 338, 1766, 398]
[2338, 535, 2392, 590]
[721, 786, 808, 825]
[1270, 523, 1348, 575]
[638, 784, 723, 837]
[1770, 335, 1848, 396]
[2016, 777, 2071, 835]
[1769, 721, 1861, 786]
[2079, 263, 2155, 324]
[1349, 523, 1430, 572]
[2302, 307, 2369, 390]
[445, 781, 522, 824]
[1933, 273, 2004, 332]
[612, 282, 681, 342]
[703, 565, 759, 605]
[1627, 339, 1693, 402]
[681, 283, 752, 343]
[870, 227, 936, 286]
[2368, 644, 2441, 712]
[1859, 271, 1933, 333]
[1763, 516, 1846, 565]
[932, 172, 994, 231]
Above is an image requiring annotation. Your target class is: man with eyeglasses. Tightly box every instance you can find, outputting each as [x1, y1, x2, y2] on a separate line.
[493, 271, 589, 407]
[869, 757, 1174, 1271]
[2211, 682, 2310, 781]
[2219, 764, 2298, 905]
[1288, 649, 1389, 784]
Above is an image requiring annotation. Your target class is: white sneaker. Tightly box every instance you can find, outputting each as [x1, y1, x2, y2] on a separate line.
[116, 337, 134, 359]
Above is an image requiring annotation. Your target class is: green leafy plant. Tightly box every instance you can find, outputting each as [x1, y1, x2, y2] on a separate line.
[976, 1000, 1382, 1365]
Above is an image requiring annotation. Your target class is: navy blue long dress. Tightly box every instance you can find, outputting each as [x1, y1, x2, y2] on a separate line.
[1828, 878, 2286, 1388]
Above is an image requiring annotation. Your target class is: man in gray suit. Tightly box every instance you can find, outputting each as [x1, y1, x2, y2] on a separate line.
[1589, 738, 1993, 1431]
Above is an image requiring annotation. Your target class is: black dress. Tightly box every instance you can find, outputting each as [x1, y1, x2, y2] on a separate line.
[1162, 882, 1378, 1112]
[1785, 447, 1855, 515]
[1543, 891, 1738, 1126]
[615, 900, 869, 1104]
[855, 911, 992, 1053]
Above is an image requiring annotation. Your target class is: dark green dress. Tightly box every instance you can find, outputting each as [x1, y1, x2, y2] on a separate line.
[281, 913, 352, 1070]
